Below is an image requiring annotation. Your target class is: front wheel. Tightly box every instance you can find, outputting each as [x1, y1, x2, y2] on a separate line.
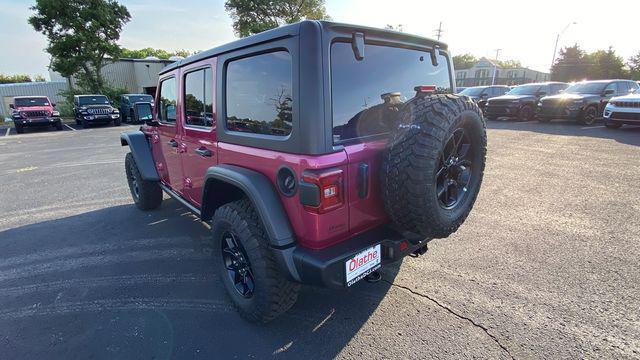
[125, 153, 162, 210]
[55, 121, 63, 131]
[212, 199, 300, 323]
[15, 124, 24, 134]
[114, 116, 121, 126]
[517, 105, 533, 121]
[580, 106, 598, 125]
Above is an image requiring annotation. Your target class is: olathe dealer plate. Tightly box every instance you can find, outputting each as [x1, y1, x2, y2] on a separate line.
[345, 244, 381, 287]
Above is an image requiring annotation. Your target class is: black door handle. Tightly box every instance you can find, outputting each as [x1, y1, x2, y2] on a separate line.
[194, 148, 212, 157]
[168, 139, 178, 147]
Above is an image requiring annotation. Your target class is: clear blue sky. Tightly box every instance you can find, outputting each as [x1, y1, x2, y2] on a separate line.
[1, 0, 638, 79]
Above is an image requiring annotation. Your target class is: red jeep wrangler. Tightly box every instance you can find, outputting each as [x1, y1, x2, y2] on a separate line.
[10, 96, 62, 133]
[121, 21, 486, 322]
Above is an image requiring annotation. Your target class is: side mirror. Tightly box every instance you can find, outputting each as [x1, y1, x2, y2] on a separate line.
[558, 89, 564, 93]
[603, 89, 615, 96]
[9, 104, 14, 109]
[537, 92, 547, 97]
[133, 102, 158, 126]
[52, 103, 56, 107]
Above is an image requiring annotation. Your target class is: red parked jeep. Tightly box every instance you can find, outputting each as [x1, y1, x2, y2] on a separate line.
[10, 96, 62, 133]
[121, 21, 486, 322]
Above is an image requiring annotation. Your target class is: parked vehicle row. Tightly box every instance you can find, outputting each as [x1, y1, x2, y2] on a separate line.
[459, 79, 640, 126]
[8, 92, 154, 134]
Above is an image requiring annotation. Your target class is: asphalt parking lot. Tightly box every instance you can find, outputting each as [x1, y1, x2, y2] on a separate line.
[0, 120, 639, 359]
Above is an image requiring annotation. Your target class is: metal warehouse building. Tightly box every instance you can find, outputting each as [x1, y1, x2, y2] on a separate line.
[1, 57, 175, 117]
[0, 81, 68, 117]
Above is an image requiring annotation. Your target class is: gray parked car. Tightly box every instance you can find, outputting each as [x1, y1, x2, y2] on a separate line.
[119, 94, 154, 123]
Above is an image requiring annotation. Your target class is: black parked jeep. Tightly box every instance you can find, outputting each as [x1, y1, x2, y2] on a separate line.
[73, 94, 121, 128]
[485, 82, 568, 121]
[119, 94, 154, 123]
[537, 80, 639, 125]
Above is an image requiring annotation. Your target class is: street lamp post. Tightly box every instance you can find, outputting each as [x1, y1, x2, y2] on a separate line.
[551, 22, 577, 71]
[491, 49, 501, 85]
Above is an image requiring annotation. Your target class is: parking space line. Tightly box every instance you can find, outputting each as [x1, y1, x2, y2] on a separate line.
[4, 128, 10, 137]
[64, 124, 77, 131]
[581, 125, 605, 130]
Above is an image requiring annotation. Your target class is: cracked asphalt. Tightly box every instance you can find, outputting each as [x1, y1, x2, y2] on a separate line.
[0, 120, 639, 359]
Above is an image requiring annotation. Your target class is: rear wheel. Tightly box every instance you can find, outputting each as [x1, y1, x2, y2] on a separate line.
[580, 106, 598, 125]
[517, 105, 533, 121]
[212, 198, 300, 323]
[381, 94, 486, 239]
[125, 153, 162, 210]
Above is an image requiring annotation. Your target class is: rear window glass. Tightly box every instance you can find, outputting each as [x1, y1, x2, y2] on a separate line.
[331, 42, 452, 143]
[226, 51, 293, 136]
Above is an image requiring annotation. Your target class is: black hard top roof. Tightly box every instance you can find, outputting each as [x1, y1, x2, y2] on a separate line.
[159, 20, 447, 75]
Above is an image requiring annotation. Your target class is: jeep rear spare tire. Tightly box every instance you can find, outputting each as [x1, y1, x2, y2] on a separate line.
[381, 94, 486, 239]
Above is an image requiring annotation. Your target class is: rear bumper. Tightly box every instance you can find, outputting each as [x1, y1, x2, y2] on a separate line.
[273, 225, 428, 288]
[14, 117, 61, 127]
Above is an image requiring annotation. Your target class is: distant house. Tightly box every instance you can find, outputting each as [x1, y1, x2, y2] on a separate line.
[455, 57, 549, 87]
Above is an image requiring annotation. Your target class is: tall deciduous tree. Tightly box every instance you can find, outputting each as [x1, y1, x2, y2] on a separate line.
[551, 44, 588, 82]
[629, 52, 640, 81]
[586, 47, 627, 80]
[452, 53, 477, 70]
[225, 0, 330, 37]
[29, 0, 130, 93]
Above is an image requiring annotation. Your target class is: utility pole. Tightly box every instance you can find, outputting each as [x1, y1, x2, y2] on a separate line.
[434, 22, 443, 40]
[551, 21, 577, 71]
[491, 49, 501, 85]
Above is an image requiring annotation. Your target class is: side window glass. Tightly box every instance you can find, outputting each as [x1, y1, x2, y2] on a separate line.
[158, 77, 177, 123]
[226, 51, 293, 136]
[619, 82, 629, 94]
[184, 67, 214, 128]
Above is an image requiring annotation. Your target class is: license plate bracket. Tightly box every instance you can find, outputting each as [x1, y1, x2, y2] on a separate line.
[345, 244, 381, 287]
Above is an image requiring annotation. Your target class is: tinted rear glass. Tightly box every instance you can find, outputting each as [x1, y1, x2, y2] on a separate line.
[128, 95, 153, 103]
[331, 42, 451, 143]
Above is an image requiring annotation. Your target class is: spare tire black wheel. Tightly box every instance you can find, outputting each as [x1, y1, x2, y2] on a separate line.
[381, 94, 486, 239]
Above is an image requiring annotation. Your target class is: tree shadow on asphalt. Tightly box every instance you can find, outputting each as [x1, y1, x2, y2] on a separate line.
[486, 119, 640, 147]
[0, 199, 398, 359]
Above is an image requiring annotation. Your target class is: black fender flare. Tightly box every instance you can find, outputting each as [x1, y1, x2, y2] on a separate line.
[202, 164, 295, 248]
[120, 131, 159, 181]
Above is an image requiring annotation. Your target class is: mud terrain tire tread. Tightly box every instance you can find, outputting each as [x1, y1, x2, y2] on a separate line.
[212, 198, 300, 323]
[381, 94, 487, 239]
[125, 152, 162, 210]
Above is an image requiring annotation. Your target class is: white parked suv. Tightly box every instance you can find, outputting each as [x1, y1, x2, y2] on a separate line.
[604, 92, 640, 129]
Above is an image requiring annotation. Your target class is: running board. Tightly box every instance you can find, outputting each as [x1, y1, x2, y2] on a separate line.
[159, 183, 201, 217]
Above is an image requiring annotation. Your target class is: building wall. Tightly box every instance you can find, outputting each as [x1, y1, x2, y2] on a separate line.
[0, 81, 68, 117]
[455, 58, 549, 87]
[49, 58, 174, 94]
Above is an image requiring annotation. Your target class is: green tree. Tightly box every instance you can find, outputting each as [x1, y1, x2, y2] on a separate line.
[225, 0, 330, 37]
[629, 52, 640, 81]
[452, 53, 477, 70]
[586, 47, 627, 80]
[551, 44, 589, 82]
[121, 47, 196, 60]
[0, 74, 34, 84]
[495, 59, 522, 69]
[29, 0, 131, 93]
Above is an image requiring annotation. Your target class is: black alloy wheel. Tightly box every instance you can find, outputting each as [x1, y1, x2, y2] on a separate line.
[436, 128, 474, 210]
[582, 107, 598, 125]
[221, 231, 255, 298]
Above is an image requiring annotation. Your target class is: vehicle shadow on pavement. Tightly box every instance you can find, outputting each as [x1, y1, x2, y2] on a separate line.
[0, 199, 397, 359]
[486, 119, 640, 147]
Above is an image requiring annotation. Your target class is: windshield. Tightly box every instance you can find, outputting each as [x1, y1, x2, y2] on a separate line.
[128, 95, 153, 103]
[14, 97, 49, 107]
[79, 96, 109, 106]
[564, 82, 606, 94]
[507, 85, 542, 95]
[460, 87, 485, 96]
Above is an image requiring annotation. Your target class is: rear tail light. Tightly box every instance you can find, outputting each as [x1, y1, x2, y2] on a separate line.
[300, 169, 344, 213]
